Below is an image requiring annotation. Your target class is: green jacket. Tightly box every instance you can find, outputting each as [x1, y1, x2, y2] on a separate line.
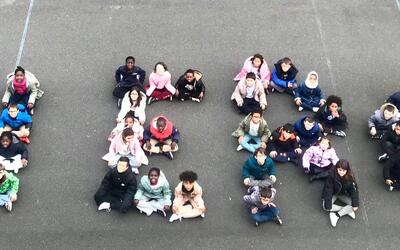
[0, 172, 19, 195]
[232, 114, 271, 143]
[134, 173, 172, 206]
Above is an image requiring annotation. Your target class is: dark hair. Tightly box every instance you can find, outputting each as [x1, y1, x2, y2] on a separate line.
[250, 109, 263, 117]
[124, 112, 135, 121]
[179, 171, 198, 183]
[148, 167, 160, 176]
[335, 159, 355, 182]
[395, 121, 400, 127]
[304, 116, 315, 124]
[281, 57, 292, 65]
[156, 117, 166, 126]
[125, 56, 135, 63]
[0, 131, 13, 143]
[253, 147, 266, 157]
[8, 103, 18, 110]
[251, 54, 264, 71]
[259, 187, 272, 199]
[384, 105, 395, 113]
[245, 72, 256, 80]
[325, 95, 342, 107]
[122, 128, 134, 143]
[185, 69, 195, 75]
[118, 156, 130, 168]
[128, 88, 142, 108]
[282, 123, 294, 133]
[14, 66, 25, 75]
[316, 136, 331, 149]
[154, 62, 168, 72]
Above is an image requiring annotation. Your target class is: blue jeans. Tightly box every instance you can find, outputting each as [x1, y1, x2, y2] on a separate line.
[251, 206, 279, 223]
[0, 191, 12, 206]
[240, 134, 262, 153]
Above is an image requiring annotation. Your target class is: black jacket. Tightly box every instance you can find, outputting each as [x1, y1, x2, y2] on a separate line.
[115, 65, 146, 89]
[387, 92, 400, 111]
[382, 127, 400, 151]
[383, 153, 400, 180]
[175, 75, 205, 95]
[269, 127, 300, 152]
[315, 104, 347, 127]
[98, 168, 137, 213]
[322, 169, 359, 210]
[0, 141, 28, 160]
[273, 59, 298, 81]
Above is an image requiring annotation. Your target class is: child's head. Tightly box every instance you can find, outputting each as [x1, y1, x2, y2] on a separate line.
[154, 62, 168, 74]
[317, 137, 331, 150]
[0, 165, 6, 179]
[117, 156, 130, 173]
[7, 104, 19, 119]
[0, 132, 12, 149]
[250, 109, 263, 124]
[335, 159, 354, 181]
[245, 72, 256, 87]
[282, 123, 295, 139]
[156, 117, 167, 132]
[254, 147, 267, 165]
[325, 95, 342, 113]
[148, 167, 161, 185]
[124, 114, 135, 128]
[303, 116, 315, 131]
[179, 170, 198, 191]
[259, 187, 272, 205]
[122, 128, 134, 143]
[280, 57, 292, 72]
[383, 105, 396, 120]
[14, 66, 25, 82]
[125, 56, 135, 70]
[251, 54, 264, 68]
[184, 69, 195, 83]
[394, 122, 400, 135]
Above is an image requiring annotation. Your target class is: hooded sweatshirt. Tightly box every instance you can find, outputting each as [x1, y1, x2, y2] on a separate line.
[134, 171, 172, 206]
[368, 103, 400, 130]
[234, 56, 271, 84]
[143, 115, 180, 143]
[242, 155, 276, 180]
[294, 71, 324, 104]
[243, 186, 276, 210]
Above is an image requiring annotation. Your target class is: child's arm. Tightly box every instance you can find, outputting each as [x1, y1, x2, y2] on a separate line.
[7, 173, 19, 195]
[138, 67, 146, 84]
[271, 68, 288, 88]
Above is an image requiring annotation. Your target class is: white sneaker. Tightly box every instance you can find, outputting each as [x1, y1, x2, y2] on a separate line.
[191, 97, 201, 103]
[201, 213, 205, 218]
[169, 213, 182, 223]
[147, 97, 153, 105]
[348, 211, 356, 219]
[169, 95, 173, 101]
[378, 153, 389, 162]
[5, 201, 12, 212]
[180, 98, 185, 102]
[312, 107, 319, 113]
[389, 185, 395, 192]
[298, 106, 304, 112]
[236, 145, 244, 151]
[14, 168, 19, 174]
[98, 202, 111, 212]
[329, 212, 339, 227]
[132, 168, 139, 175]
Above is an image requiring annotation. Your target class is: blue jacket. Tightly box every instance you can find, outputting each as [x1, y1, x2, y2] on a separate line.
[294, 116, 322, 141]
[242, 156, 276, 180]
[271, 59, 298, 89]
[294, 81, 324, 104]
[0, 105, 32, 129]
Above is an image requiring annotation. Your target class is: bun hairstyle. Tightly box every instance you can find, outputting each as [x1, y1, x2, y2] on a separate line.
[14, 66, 25, 75]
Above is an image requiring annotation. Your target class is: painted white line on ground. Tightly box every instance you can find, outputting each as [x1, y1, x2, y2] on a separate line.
[15, 0, 35, 68]
[396, 0, 400, 11]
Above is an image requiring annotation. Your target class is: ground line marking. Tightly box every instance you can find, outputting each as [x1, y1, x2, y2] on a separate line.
[15, 0, 35, 68]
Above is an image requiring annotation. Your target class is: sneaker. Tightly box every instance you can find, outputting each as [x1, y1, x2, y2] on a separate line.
[255, 221, 259, 227]
[200, 213, 205, 218]
[156, 209, 167, 217]
[132, 168, 139, 175]
[117, 98, 122, 108]
[236, 145, 244, 151]
[169, 213, 182, 222]
[348, 211, 356, 220]
[274, 215, 283, 225]
[30, 108, 34, 116]
[164, 151, 174, 160]
[312, 107, 319, 113]
[378, 153, 389, 163]
[323, 132, 328, 136]
[14, 167, 19, 174]
[191, 97, 201, 103]
[5, 201, 12, 212]
[389, 185, 394, 192]
[298, 106, 304, 112]
[20, 137, 30, 144]
[147, 97, 154, 105]
[329, 212, 339, 227]
[180, 98, 185, 102]
[169, 95, 173, 101]
[333, 130, 346, 137]
[98, 202, 111, 212]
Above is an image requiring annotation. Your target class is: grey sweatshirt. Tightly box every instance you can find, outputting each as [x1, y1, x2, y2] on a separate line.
[243, 186, 276, 209]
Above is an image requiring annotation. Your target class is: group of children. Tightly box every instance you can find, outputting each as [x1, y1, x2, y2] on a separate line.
[94, 56, 206, 222]
[232, 54, 359, 227]
[0, 66, 44, 212]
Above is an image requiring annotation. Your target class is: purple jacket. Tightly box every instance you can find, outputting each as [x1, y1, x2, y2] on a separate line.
[302, 145, 339, 171]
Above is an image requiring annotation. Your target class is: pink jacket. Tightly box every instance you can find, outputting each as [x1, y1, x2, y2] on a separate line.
[109, 133, 148, 165]
[302, 145, 339, 170]
[173, 181, 205, 209]
[146, 71, 175, 96]
[234, 56, 271, 84]
[231, 78, 267, 107]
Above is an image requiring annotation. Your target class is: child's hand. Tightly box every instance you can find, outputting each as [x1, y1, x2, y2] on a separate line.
[10, 193, 17, 202]
[295, 148, 302, 154]
[251, 207, 258, 214]
[237, 100, 243, 107]
[238, 136, 244, 144]
[261, 142, 267, 148]
[268, 202, 276, 208]
[370, 127, 377, 136]
[21, 159, 28, 167]
[175, 90, 179, 96]
[287, 83, 293, 89]
[332, 110, 339, 118]
[386, 179, 393, 185]
[295, 99, 302, 106]
[269, 151, 277, 158]
[260, 104, 266, 110]
[243, 178, 251, 186]
[319, 100, 326, 106]
[352, 207, 358, 212]
[270, 175, 276, 183]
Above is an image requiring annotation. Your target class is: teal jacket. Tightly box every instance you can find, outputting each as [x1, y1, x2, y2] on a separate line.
[0, 172, 19, 195]
[242, 156, 276, 180]
[134, 173, 172, 206]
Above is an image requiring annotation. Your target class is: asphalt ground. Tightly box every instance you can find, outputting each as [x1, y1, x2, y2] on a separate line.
[0, 0, 400, 249]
